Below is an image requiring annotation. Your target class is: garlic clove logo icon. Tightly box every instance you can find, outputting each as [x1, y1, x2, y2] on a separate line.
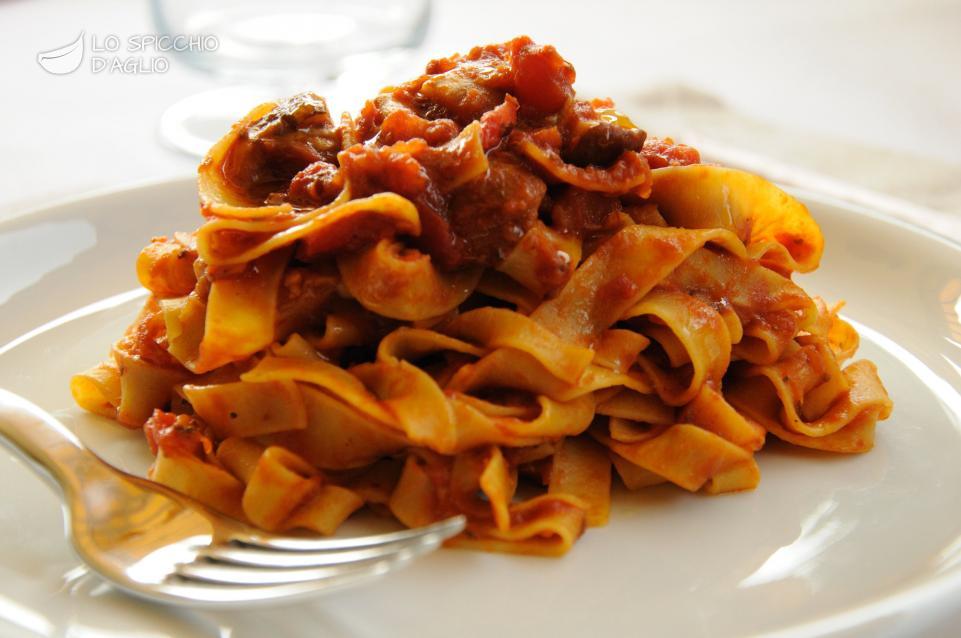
[37, 32, 85, 75]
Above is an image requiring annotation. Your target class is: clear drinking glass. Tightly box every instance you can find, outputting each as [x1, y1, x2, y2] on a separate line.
[152, 0, 432, 156]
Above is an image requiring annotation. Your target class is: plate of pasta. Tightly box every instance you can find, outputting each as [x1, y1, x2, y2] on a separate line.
[1, 36, 961, 638]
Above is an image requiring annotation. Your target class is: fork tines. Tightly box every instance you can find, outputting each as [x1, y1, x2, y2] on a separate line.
[173, 516, 465, 588]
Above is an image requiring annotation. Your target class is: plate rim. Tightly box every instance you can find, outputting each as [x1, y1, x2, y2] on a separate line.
[1, 176, 960, 638]
[0, 174, 197, 227]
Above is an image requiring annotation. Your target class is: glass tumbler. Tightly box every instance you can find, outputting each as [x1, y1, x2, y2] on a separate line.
[152, 0, 431, 156]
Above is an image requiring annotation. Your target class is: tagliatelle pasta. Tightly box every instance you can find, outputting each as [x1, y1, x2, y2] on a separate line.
[72, 37, 892, 556]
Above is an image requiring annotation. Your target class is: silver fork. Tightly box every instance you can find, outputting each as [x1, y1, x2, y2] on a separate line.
[0, 388, 465, 607]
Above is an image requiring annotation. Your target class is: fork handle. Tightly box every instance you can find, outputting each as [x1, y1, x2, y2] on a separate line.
[0, 388, 104, 497]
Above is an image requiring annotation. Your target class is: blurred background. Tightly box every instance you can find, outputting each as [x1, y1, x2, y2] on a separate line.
[2, 0, 959, 237]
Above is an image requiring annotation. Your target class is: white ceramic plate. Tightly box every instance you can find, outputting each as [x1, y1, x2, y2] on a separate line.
[1, 178, 960, 638]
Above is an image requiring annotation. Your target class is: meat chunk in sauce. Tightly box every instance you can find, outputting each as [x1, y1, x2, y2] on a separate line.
[338, 141, 459, 267]
[222, 92, 342, 204]
[642, 137, 701, 168]
[287, 160, 343, 207]
[211, 37, 698, 275]
[550, 187, 623, 234]
[448, 157, 547, 264]
[510, 40, 575, 116]
[560, 99, 647, 167]
[566, 122, 647, 167]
